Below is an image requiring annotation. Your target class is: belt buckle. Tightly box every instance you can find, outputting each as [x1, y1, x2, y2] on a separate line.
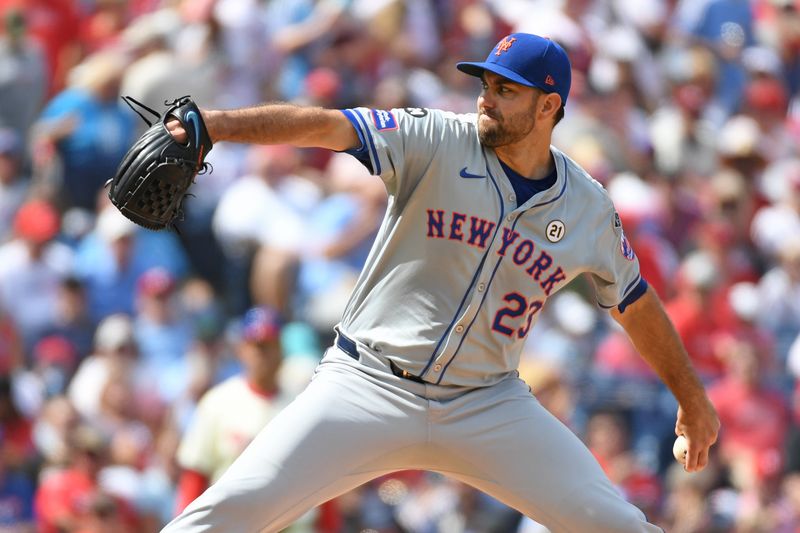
[390, 360, 425, 384]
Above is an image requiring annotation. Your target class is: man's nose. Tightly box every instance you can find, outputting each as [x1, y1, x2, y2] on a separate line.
[479, 93, 495, 109]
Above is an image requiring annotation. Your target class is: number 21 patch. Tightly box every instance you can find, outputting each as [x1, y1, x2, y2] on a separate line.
[546, 220, 565, 243]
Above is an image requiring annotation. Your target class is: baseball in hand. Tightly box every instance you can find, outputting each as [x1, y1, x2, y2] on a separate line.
[673, 435, 688, 465]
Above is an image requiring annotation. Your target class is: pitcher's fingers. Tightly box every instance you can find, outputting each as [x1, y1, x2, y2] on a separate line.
[166, 119, 188, 143]
[685, 441, 709, 472]
[695, 445, 710, 471]
[685, 439, 698, 472]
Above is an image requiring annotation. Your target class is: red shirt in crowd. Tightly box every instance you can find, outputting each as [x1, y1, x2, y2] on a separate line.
[709, 378, 790, 480]
[666, 292, 727, 380]
[34, 468, 138, 533]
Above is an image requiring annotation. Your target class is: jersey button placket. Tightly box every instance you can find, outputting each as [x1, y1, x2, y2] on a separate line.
[455, 324, 464, 333]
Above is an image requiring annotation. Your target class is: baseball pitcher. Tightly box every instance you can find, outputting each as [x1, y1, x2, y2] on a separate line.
[153, 33, 719, 532]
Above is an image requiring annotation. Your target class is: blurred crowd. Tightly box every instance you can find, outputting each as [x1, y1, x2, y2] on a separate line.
[0, 0, 799, 531]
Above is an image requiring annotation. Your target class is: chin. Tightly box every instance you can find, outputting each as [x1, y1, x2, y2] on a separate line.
[477, 124, 501, 146]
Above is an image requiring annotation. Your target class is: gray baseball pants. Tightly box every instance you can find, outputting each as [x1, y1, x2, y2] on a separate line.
[161, 335, 662, 533]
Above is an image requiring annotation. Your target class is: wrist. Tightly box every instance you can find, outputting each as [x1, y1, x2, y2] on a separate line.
[202, 109, 223, 143]
[678, 392, 714, 414]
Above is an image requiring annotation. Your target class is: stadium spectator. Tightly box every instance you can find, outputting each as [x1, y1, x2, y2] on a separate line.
[68, 313, 137, 422]
[0, 11, 46, 164]
[174, 306, 287, 509]
[0, 198, 72, 353]
[30, 395, 79, 468]
[75, 204, 189, 321]
[133, 268, 194, 406]
[0, 127, 34, 223]
[0, 303, 22, 377]
[44, 276, 95, 359]
[709, 340, 791, 491]
[666, 250, 728, 381]
[214, 144, 322, 316]
[0, 376, 34, 473]
[294, 152, 387, 334]
[584, 409, 662, 521]
[0, 0, 82, 96]
[757, 235, 800, 362]
[690, 0, 756, 118]
[0, 456, 35, 531]
[32, 50, 135, 211]
[173, 305, 327, 530]
[34, 424, 139, 533]
[12, 334, 78, 420]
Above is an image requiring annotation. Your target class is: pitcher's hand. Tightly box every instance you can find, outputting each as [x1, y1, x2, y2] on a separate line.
[675, 400, 720, 472]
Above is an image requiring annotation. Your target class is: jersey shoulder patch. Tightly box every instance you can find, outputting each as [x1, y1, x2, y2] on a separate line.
[620, 231, 636, 261]
[370, 109, 398, 131]
[403, 107, 428, 118]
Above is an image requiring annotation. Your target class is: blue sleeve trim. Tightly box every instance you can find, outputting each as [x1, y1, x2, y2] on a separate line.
[353, 110, 381, 175]
[339, 109, 373, 173]
[340, 109, 381, 176]
[616, 277, 648, 313]
[340, 110, 366, 152]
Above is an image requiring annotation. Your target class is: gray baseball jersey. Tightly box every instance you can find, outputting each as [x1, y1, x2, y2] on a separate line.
[339, 106, 641, 387]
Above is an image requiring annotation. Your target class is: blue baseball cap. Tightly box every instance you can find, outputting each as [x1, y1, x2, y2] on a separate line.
[240, 306, 282, 343]
[457, 33, 572, 106]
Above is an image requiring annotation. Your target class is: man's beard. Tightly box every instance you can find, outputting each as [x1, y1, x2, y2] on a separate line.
[477, 108, 536, 148]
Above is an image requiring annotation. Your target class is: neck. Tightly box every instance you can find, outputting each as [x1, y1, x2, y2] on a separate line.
[247, 372, 279, 398]
[494, 136, 553, 179]
[25, 241, 46, 260]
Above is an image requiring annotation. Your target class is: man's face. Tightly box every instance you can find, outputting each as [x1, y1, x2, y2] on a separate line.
[477, 72, 540, 148]
[239, 338, 282, 373]
[0, 153, 18, 184]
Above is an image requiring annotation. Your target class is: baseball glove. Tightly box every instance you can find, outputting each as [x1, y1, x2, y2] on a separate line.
[106, 95, 213, 230]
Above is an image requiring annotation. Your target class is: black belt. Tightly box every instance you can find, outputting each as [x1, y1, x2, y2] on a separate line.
[335, 332, 426, 384]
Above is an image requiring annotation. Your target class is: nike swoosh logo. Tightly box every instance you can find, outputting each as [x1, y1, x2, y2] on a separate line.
[185, 110, 202, 147]
[459, 167, 485, 179]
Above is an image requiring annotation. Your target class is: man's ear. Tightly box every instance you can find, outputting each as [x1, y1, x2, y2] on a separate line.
[539, 93, 562, 119]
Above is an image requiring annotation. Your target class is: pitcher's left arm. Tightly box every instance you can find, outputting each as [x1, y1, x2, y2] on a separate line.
[610, 286, 720, 472]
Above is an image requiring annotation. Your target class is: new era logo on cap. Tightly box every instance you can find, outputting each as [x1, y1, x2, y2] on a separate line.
[456, 32, 572, 106]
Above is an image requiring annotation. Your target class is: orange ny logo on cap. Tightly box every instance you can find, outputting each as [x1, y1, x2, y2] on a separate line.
[495, 36, 517, 56]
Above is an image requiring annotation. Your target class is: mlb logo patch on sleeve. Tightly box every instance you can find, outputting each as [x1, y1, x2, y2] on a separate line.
[370, 109, 398, 131]
[620, 232, 636, 261]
